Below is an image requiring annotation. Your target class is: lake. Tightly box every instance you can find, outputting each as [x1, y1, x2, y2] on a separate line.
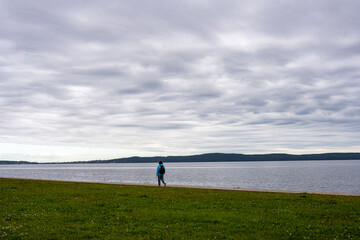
[0, 160, 359, 193]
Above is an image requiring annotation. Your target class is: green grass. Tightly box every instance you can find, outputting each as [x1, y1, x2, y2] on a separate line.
[0, 178, 359, 239]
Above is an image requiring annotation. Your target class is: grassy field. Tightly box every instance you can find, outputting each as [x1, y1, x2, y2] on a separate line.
[0, 178, 359, 239]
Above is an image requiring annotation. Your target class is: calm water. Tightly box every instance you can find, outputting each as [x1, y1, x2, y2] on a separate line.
[0, 160, 359, 193]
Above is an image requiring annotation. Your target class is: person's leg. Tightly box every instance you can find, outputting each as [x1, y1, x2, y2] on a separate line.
[160, 175, 166, 186]
[158, 175, 161, 186]
[159, 175, 164, 185]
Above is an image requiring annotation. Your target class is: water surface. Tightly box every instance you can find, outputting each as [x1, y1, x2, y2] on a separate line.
[0, 160, 359, 193]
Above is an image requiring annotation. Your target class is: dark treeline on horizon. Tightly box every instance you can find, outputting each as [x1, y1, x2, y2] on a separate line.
[1, 153, 360, 164]
[0, 160, 39, 165]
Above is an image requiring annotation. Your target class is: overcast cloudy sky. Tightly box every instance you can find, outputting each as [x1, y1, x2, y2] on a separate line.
[1, 0, 360, 162]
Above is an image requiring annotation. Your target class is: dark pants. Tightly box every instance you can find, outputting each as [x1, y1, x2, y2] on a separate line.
[158, 175, 165, 186]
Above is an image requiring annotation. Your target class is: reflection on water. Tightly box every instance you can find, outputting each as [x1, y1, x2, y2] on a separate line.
[0, 160, 359, 193]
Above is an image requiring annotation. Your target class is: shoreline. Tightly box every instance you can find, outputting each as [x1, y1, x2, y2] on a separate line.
[1, 158, 360, 165]
[2, 177, 359, 196]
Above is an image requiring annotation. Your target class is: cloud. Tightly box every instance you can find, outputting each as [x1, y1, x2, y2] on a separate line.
[0, 0, 360, 161]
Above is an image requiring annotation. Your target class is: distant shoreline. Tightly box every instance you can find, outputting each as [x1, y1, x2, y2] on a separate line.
[1, 152, 360, 164]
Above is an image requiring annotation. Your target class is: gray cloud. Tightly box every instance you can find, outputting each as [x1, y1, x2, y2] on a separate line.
[1, 0, 360, 161]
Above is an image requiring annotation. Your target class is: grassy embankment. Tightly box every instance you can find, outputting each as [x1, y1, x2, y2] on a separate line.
[0, 178, 359, 239]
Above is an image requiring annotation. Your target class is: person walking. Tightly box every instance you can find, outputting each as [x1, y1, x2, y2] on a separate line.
[156, 161, 166, 187]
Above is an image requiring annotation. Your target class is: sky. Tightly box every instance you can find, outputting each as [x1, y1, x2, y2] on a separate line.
[1, 0, 360, 162]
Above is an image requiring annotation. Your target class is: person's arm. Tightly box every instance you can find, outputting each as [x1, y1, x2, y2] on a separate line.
[156, 165, 159, 176]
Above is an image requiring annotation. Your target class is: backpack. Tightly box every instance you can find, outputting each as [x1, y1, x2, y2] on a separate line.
[159, 165, 165, 174]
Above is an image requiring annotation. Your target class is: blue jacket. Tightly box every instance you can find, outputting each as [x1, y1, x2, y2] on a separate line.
[157, 164, 165, 175]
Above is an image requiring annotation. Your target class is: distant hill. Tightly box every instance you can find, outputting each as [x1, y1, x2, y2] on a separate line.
[2, 153, 360, 164]
[80, 152, 360, 164]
